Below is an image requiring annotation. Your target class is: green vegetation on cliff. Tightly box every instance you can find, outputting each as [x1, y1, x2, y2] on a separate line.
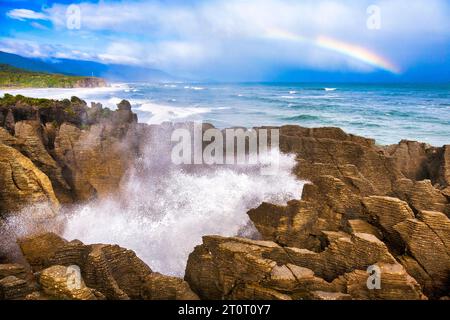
[0, 64, 106, 88]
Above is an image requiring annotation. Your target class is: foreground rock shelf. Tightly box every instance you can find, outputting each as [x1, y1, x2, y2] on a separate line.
[0, 95, 449, 300]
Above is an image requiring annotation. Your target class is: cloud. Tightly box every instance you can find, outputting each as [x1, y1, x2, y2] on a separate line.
[30, 22, 49, 30]
[7, 8, 48, 21]
[4, 0, 450, 80]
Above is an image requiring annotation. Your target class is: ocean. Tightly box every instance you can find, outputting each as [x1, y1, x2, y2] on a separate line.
[1, 82, 449, 146]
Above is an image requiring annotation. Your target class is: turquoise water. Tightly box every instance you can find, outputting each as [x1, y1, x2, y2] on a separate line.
[2, 83, 450, 146]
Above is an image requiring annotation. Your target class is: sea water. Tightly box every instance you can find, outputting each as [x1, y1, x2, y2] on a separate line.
[2, 82, 449, 146]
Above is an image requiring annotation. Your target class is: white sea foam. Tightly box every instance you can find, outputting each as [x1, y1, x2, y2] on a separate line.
[280, 95, 296, 99]
[138, 102, 211, 124]
[184, 86, 204, 91]
[325, 88, 337, 91]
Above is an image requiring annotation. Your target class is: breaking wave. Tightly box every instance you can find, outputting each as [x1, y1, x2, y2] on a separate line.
[138, 102, 212, 124]
[1, 126, 303, 276]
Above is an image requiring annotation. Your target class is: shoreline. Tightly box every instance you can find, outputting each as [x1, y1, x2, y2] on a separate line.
[0, 91, 448, 148]
[0, 95, 449, 300]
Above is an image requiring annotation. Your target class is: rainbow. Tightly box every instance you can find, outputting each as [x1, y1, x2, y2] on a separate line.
[264, 28, 401, 74]
[315, 36, 401, 74]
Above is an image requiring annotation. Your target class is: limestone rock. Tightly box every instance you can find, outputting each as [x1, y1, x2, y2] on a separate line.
[438, 145, 450, 187]
[0, 263, 28, 280]
[277, 126, 402, 194]
[335, 263, 426, 300]
[247, 200, 320, 251]
[284, 233, 397, 281]
[39, 265, 99, 300]
[0, 127, 20, 147]
[18, 233, 157, 300]
[386, 140, 434, 181]
[362, 196, 414, 247]
[83, 244, 152, 299]
[14, 120, 72, 203]
[393, 179, 450, 216]
[54, 122, 137, 201]
[142, 273, 199, 300]
[394, 211, 450, 296]
[309, 291, 351, 300]
[347, 219, 383, 239]
[397, 255, 435, 297]
[0, 143, 59, 217]
[0, 275, 31, 300]
[184, 234, 412, 300]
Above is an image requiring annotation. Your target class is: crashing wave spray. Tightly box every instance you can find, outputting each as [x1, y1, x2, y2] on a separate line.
[1, 124, 303, 276]
[63, 125, 303, 276]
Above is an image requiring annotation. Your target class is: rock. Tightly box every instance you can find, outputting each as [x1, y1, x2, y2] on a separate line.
[347, 219, 383, 239]
[117, 100, 132, 111]
[83, 244, 152, 299]
[394, 211, 450, 296]
[73, 77, 107, 88]
[184, 234, 417, 300]
[18, 232, 69, 271]
[309, 291, 352, 300]
[0, 275, 31, 300]
[185, 236, 288, 300]
[54, 122, 137, 201]
[142, 273, 199, 300]
[284, 233, 398, 282]
[335, 263, 426, 300]
[397, 256, 435, 297]
[14, 120, 72, 203]
[439, 145, 450, 188]
[0, 95, 139, 204]
[362, 196, 415, 248]
[39, 265, 99, 300]
[0, 143, 59, 217]
[18, 233, 157, 300]
[0, 127, 20, 147]
[393, 179, 450, 216]
[247, 200, 321, 251]
[385, 140, 434, 181]
[248, 175, 369, 252]
[277, 126, 402, 194]
[0, 264, 28, 280]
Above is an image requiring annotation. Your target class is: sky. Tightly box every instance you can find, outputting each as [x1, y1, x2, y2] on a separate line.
[1, 0, 450, 82]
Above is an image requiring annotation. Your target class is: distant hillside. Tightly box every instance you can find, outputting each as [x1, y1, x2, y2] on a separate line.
[0, 51, 177, 82]
[0, 64, 107, 88]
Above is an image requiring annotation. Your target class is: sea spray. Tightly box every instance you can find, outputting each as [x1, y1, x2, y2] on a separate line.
[0, 125, 303, 276]
[62, 127, 303, 276]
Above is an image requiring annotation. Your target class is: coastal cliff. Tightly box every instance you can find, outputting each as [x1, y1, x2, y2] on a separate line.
[0, 95, 449, 300]
[0, 64, 107, 89]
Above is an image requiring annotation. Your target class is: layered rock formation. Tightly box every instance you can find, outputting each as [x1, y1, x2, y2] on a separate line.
[0, 95, 140, 212]
[0, 232, 198, 300]
[186, 126, 450, 300]
[1, 95, 449, 300]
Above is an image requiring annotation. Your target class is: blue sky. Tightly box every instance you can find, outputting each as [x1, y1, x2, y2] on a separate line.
[1, 0, 450, 82]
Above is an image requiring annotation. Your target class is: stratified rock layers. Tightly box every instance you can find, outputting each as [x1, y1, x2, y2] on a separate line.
[186, 126, 450, 300]
[1, 95, 449, 300]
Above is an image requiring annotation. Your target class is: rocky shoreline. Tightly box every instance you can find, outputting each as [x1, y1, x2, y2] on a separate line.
[0, 95, 449, 300]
